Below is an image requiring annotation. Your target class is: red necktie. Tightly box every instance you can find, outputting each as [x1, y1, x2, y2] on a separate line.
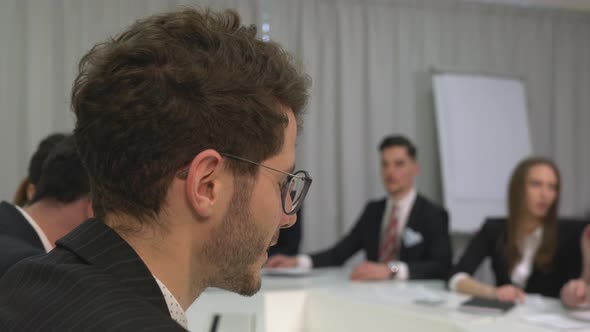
[379, 205, 399, 262]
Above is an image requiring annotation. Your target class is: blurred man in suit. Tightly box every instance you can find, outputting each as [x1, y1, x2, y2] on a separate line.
[0, 8, 311, 331]
[0, 135, 91, 276]
[267, 135, 452, 281]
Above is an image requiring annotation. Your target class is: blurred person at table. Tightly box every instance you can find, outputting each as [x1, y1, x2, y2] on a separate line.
[0, 136, 92, 276]
[12, 133, 68, 207]
[267, 135, 452, 281]
[449, 157, 581, 303]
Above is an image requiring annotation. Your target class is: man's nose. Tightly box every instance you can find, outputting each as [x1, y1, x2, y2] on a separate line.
[281, 211, 297, 229]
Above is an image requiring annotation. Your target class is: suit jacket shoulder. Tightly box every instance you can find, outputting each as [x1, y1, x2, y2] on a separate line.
[0, 236, 44, 277]
[0, 219, 186, 331]
[0, 201, 45, 276]
[406, 195, 448, 228]
[414, 194, 446, 213]
[0, 201, 43, 248]
[360, 198, 386, 215]
[363, 198, 387, 222]
[480, 218, 506, 240]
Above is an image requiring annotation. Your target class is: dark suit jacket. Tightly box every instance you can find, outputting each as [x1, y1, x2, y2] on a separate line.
[0, 218, 186, 331]
[449, 218, 588, 298]
[310, 195, 452, 279]
[0, 201, 45, 276]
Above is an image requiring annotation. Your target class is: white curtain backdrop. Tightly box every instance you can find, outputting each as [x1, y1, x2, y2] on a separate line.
[0, 0, 258, 203]
[267, 0, 590, 252]
[1, 0, 589, 254]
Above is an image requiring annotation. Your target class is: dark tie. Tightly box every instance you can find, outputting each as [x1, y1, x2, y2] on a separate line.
[379, 205, 399, 262]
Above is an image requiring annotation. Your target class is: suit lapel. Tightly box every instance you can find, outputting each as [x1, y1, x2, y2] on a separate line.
[0, 201, 44, 250]
[56, 218, 169, 315]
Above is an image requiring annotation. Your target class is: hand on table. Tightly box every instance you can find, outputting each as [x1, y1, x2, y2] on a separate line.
[265, 254, 298, 268]
[350, 261, 392, 281]
[495, 285, 525, 304]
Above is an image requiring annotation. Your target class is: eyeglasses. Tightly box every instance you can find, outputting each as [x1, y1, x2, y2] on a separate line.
[176, 153, 312, 215]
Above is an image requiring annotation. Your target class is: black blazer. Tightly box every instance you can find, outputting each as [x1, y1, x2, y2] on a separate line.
[310, 194, 452, 279]
[0, 218, 186, 331]
[449, 218, 588, 298]
[0, 201, 45, 276]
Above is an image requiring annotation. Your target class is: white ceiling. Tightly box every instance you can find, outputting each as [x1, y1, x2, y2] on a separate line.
[467, 0, 590, 11]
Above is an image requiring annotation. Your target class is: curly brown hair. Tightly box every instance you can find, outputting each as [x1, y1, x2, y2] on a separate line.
[71, 7, 310, 222]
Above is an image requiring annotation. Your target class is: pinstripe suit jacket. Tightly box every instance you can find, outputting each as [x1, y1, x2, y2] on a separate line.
[0, 218, 187, 331]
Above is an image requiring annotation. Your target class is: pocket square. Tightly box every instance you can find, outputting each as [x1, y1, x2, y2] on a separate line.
[403, 228, 423, 247]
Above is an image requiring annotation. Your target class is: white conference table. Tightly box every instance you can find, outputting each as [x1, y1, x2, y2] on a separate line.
[186, 268, 590, 332]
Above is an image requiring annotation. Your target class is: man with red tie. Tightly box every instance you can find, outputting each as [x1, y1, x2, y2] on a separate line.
[267, 135, 452, 281]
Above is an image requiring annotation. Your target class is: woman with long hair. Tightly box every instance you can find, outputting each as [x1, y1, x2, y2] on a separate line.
[448, 157, 579, 302]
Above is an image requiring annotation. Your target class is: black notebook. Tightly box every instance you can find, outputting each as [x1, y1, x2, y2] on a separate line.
[459, 297, 515, 315]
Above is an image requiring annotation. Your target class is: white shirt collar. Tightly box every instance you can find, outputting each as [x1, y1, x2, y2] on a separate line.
[154, 276, 188, 329]
[14, 205, 53, 253]
[527, 226, 543, 243]
[392, 187, 417, 211]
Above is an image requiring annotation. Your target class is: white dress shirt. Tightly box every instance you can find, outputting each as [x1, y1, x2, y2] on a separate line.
[14, 205, 53, 253]
[448, 227, 544, 291]
[154, 277, 188, 330]
[297, 188, 418, 280]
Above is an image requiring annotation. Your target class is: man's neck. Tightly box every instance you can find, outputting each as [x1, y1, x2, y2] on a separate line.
[390, 187, 414, 203]
[108, 214, 208, 311]
[24, 202, 65, 247]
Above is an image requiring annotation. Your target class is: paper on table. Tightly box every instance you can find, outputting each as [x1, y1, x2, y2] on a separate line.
[523, 314, 590, 330]
[569, 310, 590, 322]
[413, 285, 447, 306]
[523, 294, 552, 311]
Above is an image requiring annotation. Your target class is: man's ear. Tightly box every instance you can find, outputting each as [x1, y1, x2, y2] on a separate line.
[185, 149, 224, 218]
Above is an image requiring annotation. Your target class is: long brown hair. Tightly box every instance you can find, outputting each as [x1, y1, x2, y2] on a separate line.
[504, 157, 560, 273]
[12, 177, 30, 207]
